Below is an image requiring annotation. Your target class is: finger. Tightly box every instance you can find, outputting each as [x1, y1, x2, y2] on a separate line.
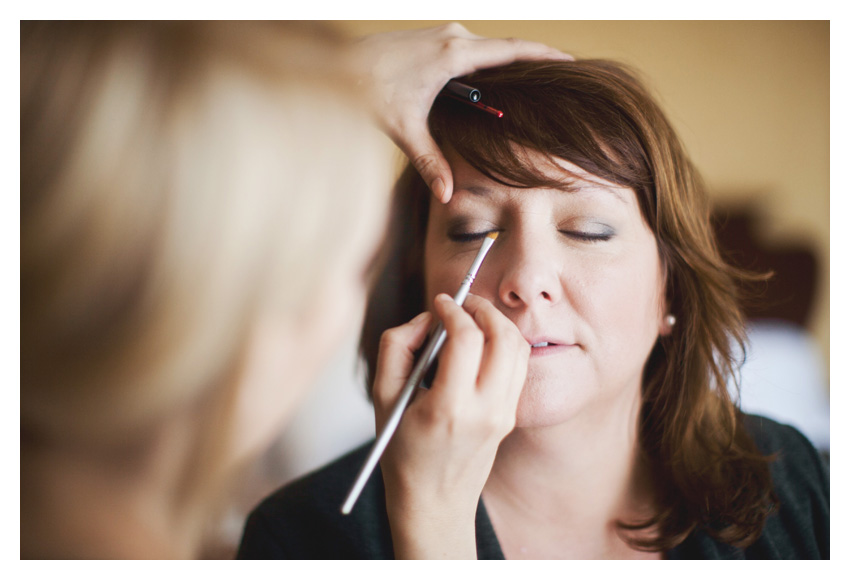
[397, 128, 454, 203]
[502, 321, 530, 411]
[434, 22, 572, 63]
[447, 37, 574, 78]
[507, 341, 530, 410]
[428, 293, 484, 404]
[464, 295, 529, 404]
[372, 311, 433, 414]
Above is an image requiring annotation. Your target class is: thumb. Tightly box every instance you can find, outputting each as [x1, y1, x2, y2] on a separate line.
[400, 131, 454, 204]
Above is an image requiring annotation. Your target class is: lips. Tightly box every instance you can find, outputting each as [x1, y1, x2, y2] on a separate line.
[523, 334, 577, 357]
[526, 336, 566, 348]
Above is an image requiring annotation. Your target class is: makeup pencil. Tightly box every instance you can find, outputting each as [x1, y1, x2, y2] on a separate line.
[441, 80, 481, 103]
[439, 80, 504, 118]
[341, 231, 499, 515]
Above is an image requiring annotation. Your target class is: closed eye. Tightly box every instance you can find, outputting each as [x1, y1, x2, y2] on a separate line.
[448, 230, 499, 243]
[560, 230, 614, 242]
[451, 229, 613, 243]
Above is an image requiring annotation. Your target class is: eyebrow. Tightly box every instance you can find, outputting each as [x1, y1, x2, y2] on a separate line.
[457, 185, 494, 197]
[456, 181, 629, 205]
[567, 180, 629, 205]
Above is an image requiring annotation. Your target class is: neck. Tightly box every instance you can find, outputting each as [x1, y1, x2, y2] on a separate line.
[483, 385, 656, 557]
[22, 417, 203, 559]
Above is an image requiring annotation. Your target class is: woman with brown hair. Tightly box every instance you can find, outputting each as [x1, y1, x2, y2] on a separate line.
[238, 59, 829, 559]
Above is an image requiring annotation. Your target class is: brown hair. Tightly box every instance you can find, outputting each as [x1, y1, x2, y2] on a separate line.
[359, 60, 776, 552]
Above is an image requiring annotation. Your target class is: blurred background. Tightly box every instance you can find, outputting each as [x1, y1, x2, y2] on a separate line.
[223, 20, 829, 555]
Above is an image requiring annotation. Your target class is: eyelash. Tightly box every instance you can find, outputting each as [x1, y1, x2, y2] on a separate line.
[448, 230, 613, 243]
[448, 230, 498, 243]
[561, 230, 613, 243]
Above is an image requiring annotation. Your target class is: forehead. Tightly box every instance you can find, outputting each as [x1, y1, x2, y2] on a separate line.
[446, 149, 633, 208]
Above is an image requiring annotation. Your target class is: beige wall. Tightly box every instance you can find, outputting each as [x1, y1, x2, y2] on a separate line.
[337, 20, 830, 373]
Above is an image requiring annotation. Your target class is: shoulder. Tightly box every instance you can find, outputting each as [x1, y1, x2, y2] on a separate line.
[669, 413, 829, 559]
[236, 441, 395, 559]
[741, 414, 830, 558]
[742, 413, 829, 503]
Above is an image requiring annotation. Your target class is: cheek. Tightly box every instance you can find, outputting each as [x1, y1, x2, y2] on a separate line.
[229, 271, 366, 464]
[424, 262, 458, 306]
[586, 248, 664, 346]
[423, 238, 466, 308]
[229, 322, 304, 464]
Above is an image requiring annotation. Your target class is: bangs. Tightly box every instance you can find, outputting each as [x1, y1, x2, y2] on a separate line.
[428, 60, 653, 195]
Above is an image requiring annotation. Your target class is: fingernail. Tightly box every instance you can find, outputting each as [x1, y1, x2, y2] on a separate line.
[435, 293, 453, 303]
[431, 178, 447, 203]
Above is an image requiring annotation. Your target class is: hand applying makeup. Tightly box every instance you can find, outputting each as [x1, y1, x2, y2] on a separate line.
[371, 294, 529, 559]
[347, 23, 572, 203]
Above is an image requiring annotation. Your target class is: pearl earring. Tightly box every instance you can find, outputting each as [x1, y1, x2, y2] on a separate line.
[665, 314, 677, 328]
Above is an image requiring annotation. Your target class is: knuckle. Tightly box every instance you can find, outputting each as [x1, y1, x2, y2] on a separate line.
[378, 327, 400, 351]
[437, 22, 468, 42]
[442, 42, 465, 67]
[378, 325, 414, 356]
[479, 411, 512, 439]
[373, 389, 393, 412]
[442, 22, 466, 35]
[411, 153, 438, 176]
[412, 402, 440, 427]
[437, 35, 468, 66]
[416, 399, 459, 430]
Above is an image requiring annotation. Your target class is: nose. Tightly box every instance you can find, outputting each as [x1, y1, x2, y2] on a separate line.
[496, 231, 563, 310]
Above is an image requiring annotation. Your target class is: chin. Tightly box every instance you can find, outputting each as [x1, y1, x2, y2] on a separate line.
[512, 377, 590, 430]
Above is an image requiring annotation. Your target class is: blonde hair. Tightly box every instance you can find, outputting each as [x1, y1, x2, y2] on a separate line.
[22, 21, 390, 552]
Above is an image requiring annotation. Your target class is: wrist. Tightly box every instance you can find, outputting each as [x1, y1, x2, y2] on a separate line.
[387, 505, 478, 559]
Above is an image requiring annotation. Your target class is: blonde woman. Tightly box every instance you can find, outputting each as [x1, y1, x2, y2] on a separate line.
[21, 21, 569, 558]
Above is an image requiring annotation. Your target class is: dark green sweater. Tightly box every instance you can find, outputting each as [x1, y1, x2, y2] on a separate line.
[237, 414, 829, 559]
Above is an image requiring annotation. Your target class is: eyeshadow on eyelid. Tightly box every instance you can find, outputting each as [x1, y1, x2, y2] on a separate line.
[445, 215, 493, 231]
[583, 222, 616, 236]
